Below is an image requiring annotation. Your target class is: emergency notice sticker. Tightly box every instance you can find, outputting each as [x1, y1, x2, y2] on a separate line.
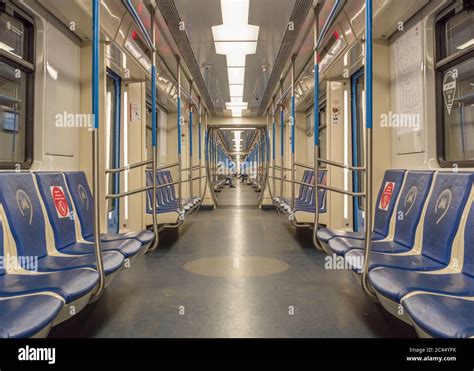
[50, 186, 69, 218]
[379, 182, 395, 211]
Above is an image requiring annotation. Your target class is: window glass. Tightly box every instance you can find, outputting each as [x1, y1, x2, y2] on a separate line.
[0, 61, 27, 163]
[443, 11, 473, 59]
[0, 13, 24, 59]
[442, 58, 474, 162]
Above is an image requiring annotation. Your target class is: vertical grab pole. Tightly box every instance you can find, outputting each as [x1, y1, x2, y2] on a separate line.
[148, 4, 159, 252]
[91, 0, 105, 299]
[312, 4, 322, 250]
[198, 98, 202, 197]
[189, 81, 194, 202]
[177, 57, 183, 209]
[290, 55, 296, 212]
[362, 0, 376, 299]
[279, 80, 284, 200]
[272, 97, 276, 202]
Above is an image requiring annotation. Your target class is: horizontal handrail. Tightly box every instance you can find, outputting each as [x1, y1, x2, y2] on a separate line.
[156, 161, 180, 171]
[272, 165, 292, 171]
[106, 180, 181, 199]
[318, 158, 365, 171]
[106, 159, 153, 174]
[293, 161, 314, 170]
[318, 184, 365, 197]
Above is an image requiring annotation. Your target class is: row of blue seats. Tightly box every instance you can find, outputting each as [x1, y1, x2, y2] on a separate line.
[273, 170, 327, 216]
[0, 171, 154, 338]
[317, 169, 474, 338]
[146, 169, 201, 219]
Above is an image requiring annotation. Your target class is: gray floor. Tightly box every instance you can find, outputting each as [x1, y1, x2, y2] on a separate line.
[50, 187, 416, 338]
[215, 179, 259, 207]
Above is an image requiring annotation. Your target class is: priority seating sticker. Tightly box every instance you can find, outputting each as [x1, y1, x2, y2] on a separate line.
[379, 182, 395, 211]
[50, 186, 69, 218]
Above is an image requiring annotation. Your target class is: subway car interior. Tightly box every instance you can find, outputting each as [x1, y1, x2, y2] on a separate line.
[0, 0, 473, 359]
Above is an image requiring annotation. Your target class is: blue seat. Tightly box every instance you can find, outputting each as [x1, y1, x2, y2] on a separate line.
[292, 170, 327, 213]
[275, 170, 311, 205]
[346, 172, 474, 273]
[161, 171, 199, 210]
[0, 173, 123, 276]
[64, 171, 153, 246]
[0, 294, 63, 338]
[317, 170, 406, 247]
[0, 217, 98, 304]
[328, 171, 434, 256]
[402, 294, 474, 338]
[35, 172, 142, 260]
[369, 184, 474, 302]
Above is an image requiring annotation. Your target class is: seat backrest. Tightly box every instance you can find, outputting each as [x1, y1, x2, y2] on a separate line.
[297, 170, 310, 200]
[35, 172, 77, 249]
[163, 171, 177, 201]
[145, 170, 154, 212]
[155, 171, 169, 206]
[393, 171, 434, 248]
[64, 171, 94, 239]
[421, 173, 473, 265]
[463, 198, 474, 277]
[318, 170, 327, 212]
[157, 171, 172, 203]
[0, 173, 50, 259]
[373, 170, 406, 237]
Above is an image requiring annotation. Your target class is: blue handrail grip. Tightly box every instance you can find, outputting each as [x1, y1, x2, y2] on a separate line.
[365, 0, 373, 129]
[189, 108, 193, 156]
[280, 108, 284, 157]
[314, 65, 319, 146]
[177, 96, 181, 155]
[151, 66, 157, 148]
[198, 116, 202, 160]
[122, 0, 155, 51]
[315, 0, 344, 51]
[291, 95, 295, 154]
[92, 0, 99, 130]
[272, 121, 276, 160]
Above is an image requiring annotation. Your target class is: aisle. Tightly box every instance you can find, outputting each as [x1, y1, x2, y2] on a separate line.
[216, 179, 260, 207]
[50, 206, 415, 338]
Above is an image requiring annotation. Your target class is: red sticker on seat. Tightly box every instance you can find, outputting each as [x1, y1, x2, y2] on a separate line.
[50, 186, 69, 219]
[379, 182, 395, 211]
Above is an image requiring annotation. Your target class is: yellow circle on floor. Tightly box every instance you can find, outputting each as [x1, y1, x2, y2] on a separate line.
[183, 256, 289, 277]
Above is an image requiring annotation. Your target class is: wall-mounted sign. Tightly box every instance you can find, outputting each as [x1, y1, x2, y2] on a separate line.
[331, 105, 341, 125]
[443, 69, 458, 115]
[130, 103, 141, 121]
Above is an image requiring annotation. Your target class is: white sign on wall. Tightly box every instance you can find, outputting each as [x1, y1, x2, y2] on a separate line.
[391, 21, 425, 155]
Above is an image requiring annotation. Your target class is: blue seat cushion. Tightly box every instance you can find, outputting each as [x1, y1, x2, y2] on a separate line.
[95, 230, 154, 246]
[0, 294, 63, 338]
[36, 251, 123, 275]
[317, 228, 385, 244]
[402, 294, 474, 338]
[345, 249, 445, 273]
[369, 268, 474, 302]
[328, 237, 410, 256]
[0, 269, 98, 303]
[61, 239, 142, 259]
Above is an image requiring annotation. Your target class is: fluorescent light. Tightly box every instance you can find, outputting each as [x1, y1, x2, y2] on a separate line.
[220, 127, 255, 130]
[226, 102, 248, 109]
[229, 85, 244, 96]
[228, 67, 245, 84]
[457, 38, 474, 50]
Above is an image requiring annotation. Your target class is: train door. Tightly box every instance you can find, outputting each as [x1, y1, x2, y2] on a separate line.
[106, 68, 121, 233]
[351, 68, 365, 232]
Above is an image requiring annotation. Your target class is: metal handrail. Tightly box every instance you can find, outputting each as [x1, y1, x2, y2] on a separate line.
[318, 184, 365, 197]
[315, 0, 346, 52]
[106, 159, 153, 174]
[106, 180, 181, 199]
[318, 158, 365, 171]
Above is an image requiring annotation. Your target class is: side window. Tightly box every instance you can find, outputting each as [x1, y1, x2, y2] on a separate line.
[0, 4, 34, 168]
[436, 1, 474, 166]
